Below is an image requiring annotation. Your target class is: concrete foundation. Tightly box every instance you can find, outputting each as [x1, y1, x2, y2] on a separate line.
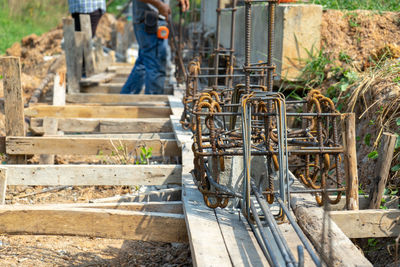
[218, 4, 322, 81]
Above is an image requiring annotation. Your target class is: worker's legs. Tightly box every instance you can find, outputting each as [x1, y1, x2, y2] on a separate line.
[121, 23, 167, 95]
[71, 9, 103, 37]
[121, 23, 147, 94]
[120, 48, 146, 94]
[144, 33, 167, 95]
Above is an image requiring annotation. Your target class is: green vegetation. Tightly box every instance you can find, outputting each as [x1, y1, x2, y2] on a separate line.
[0, 0, 68, 54]
[311, 0, 400, 12]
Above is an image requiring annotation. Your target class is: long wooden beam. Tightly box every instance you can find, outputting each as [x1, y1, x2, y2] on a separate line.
[3, 202, 183, 214]
[4, 165, 181, 186]
[6, 137, 180, 156]
[81, 83, 122, 94]
[0, 206, 187, 243]
[330, 209, 400, 238]
[30, 118, 173, 134]
[67, 93, 169, 103]
[169, 95, 233, 266]
[25, 105, 171, 118]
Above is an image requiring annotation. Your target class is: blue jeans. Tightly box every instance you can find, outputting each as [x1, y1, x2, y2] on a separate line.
[121, 23, 168, 95]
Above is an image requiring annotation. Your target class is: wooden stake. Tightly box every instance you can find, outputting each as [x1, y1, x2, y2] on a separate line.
[0, 168, 7, 205]
[62, 18, 79, 93]
[74, 32, 84, 81]
[368, 132, 397, 209]
[38, 118, 58, 164]
[79, 14, 95, 76]
[53, 71, 66, 106]
[0, 57, 26, 164]
[343, 113, 359, 210]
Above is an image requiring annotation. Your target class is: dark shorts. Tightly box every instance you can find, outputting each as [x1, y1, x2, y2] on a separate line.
[72, 8, 103, 37]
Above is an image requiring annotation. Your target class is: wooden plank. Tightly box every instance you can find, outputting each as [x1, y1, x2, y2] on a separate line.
[215, 208, 268, 266]
[2, 202, 183, 214]
[66, 93, 168, 103]
[80, 73, 116, 87]
[5, 164, 181, 186]
[343, 113, 359, 210]
[62, 18, 79, 93]
[53, 71, 66, 106]
[67, 94, 168, 104]
[0, 168, 7, 205]
[368, 133, 397, 209]
[1, 56, 26, 164]
[0, 207, 187, 243]
[100, 118, 172, 133]
[91, 187, 182, 203]
[330, 209, 400, 238]
[39, 118, 58, 164]
[25, 105, 172, 118]
[30, 118, 173, 134]
[74, 32, 84, 82]
[169, 95, 232, 266]
[62, 133, 175, 139]
[79, 14, 95, 77]
[81, 83, 123, 94]
[6, 137, 180, 156]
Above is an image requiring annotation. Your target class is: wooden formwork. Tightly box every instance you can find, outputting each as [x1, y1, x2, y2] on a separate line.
[0, 56, 187, 244]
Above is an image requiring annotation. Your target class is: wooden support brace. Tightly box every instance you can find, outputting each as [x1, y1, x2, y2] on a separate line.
[79, 14, 95, 76]
[0, 57, 26, 164]
[343, 113, 359, 210]
[368, 132, 397, 209]
[38, 118, 58, 164]
[53, 72, 66, 106]
[62, 18, 80, 93]
[0, 168, 7, 205]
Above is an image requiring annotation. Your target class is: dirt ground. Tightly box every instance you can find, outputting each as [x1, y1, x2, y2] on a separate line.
[0, 235, 191, 267]
[321, 9, 400, 70]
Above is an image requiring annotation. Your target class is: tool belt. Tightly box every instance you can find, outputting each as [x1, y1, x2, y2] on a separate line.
[144, 10, 159, 34]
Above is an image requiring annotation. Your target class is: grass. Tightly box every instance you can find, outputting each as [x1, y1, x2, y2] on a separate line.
[0, 0, 68, 54]
[310, 0, 400, 12]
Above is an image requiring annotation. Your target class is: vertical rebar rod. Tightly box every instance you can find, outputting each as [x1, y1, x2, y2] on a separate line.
[244, 0, 252, 93]
[214, 0, 222, 86]
[266, 1, 276, 92]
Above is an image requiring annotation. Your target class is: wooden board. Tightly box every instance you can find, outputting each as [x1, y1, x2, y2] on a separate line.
[66, 93, 168, 103]
[215, 208, 268, 266]
[0, 207, 187, 243]
[4, 202, 183, 214]
[25, 105, 171, 118]
[330, 209, 400, 238]
[79, 14, 95, 77]
[6, 137, 180, 156]
[80, 73, 116, 86]
[5, 165, 182, 186]
[169, 94, 232, 266]
[30, 118, 173, 134]
[81, 83, 123, 94]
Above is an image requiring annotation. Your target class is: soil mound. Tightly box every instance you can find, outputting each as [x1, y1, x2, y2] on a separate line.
[322, 9, 400, 69]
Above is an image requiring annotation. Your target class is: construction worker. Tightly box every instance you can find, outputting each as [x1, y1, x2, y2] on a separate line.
[68, 0, 106, 37]
[121, 0, 189, 95]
